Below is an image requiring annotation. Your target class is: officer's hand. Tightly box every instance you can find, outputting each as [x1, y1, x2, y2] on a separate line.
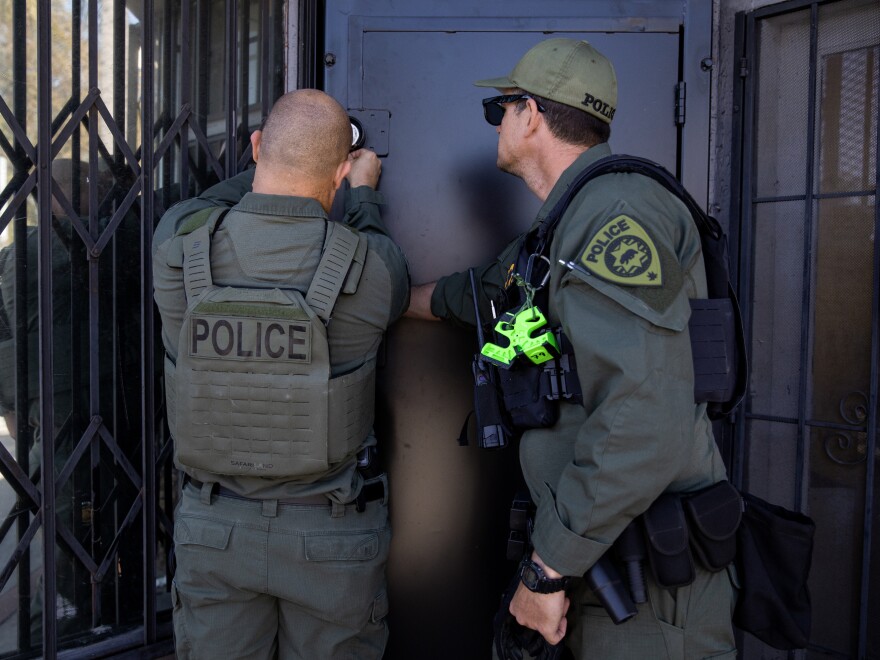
[509, 582, 570, 646]
[347, 149, 381, 189]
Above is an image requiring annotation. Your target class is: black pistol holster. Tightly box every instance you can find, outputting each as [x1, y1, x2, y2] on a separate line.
[497, 329, 581, 431]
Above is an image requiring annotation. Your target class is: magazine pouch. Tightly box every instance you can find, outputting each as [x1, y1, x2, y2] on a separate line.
[683, 481, 741, 571]
[642, 493, 695, 588]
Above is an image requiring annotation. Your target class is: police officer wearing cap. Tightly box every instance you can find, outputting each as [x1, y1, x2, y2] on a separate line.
[153, 89, 409, 659]
[407, 39, 736, 658]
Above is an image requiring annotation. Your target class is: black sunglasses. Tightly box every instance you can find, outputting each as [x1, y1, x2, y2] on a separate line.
[481, 94, 546, 126]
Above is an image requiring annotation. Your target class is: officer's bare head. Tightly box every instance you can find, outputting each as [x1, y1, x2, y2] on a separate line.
[250, 90, 352, 205]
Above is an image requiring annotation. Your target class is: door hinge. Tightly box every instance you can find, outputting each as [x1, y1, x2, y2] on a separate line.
[739, 57, 749, 78]
[675, 81, 686, 127]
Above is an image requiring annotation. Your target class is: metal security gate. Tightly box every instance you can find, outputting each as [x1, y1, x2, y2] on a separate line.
[0, 2, 283, 657]
[731, 0, 879, 657]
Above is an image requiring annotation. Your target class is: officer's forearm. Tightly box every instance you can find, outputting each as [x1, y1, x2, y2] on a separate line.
[531, 551, 564, 579]
[405, 282, 439, 320]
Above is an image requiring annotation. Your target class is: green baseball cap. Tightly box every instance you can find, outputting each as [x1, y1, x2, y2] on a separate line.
[474, 38, 618, 124]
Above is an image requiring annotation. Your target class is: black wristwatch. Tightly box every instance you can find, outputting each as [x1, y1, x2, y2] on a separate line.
[519, 557, 570, 594]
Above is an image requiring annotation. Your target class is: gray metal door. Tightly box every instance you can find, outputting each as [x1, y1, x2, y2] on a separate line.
[322, 2, 711, 657]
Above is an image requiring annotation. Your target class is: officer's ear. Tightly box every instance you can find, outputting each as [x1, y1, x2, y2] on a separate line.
[524, 99, 544, 136]
[250, 130, 263, 163]
[332, 158, 352, 192]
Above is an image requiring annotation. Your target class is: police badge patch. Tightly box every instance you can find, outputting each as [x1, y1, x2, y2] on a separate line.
[580, 215, 663, 287]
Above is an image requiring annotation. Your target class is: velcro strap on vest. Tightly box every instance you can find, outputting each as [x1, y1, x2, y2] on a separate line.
[306, 223, 362, 321]
[182, 208, 228, 302]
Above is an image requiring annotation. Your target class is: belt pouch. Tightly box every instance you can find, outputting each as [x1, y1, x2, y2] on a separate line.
[683, 481, 742, 571]
[498, 362, 558, 430]
[642, 493, 695, 588]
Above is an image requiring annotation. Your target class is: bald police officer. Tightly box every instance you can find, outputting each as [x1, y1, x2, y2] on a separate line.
[154, 89, 409, 659]
[407, 39, 736, 658]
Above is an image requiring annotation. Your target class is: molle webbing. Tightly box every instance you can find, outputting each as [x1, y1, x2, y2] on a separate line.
[182, 207, 228, 302]
[306, 223, 363, 321]
[168, 209, 374, 478]
[169, 286, 376, 478]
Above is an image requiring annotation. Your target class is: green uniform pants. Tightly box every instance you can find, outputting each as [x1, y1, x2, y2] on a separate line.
[494, 564, 736, 660]
[567, 564, 737, 659]
[172, 482, 390, 660]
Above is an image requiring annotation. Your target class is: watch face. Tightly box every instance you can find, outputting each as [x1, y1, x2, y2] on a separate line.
[520, 563, 540, 590]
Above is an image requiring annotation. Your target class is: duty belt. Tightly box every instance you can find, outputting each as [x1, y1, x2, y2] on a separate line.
[184, 475, 385, 512]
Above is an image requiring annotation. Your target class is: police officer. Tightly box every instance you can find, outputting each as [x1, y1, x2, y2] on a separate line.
[407, 40, 736, 658]
[153, 89, 409, 659]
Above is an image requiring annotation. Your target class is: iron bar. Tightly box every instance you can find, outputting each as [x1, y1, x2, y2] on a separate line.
[95, 96, 142, 173]
[793, 2, 820, 514]
[153, 105, 194, 165]
[857, 29, 879, 660]
[180, 0, 191, 203]
[733, 10, 757, 493]
[0, 512, 43, 594]
[54, 417, 102, 492]
[187, 119, 226, 181]
[0, 94, 36, 163]
[226, 0, 239, 178]
[114, 0, 126, 186]
[92, 181, 143, 255]
[745, 413, 866, 434]
[55, 523, 99, 576]
[141, 0, 157, 643]
[197, 0, 210, 184]
[0, 504, 36, 546]
[0, 173, 36, 233]
[94, 495, 143, 583]
[98, 425, 143, 489]
[261, 0, 270, 115]
[238, 0, 250, 162]
[160, 0, 173, 211]
[0, 441, 42, 505]
[754, 189, 875, 204]
[37, 0, 58, 653]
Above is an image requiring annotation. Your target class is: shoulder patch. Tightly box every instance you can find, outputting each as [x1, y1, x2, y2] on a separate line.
[579, 215, 662, 287]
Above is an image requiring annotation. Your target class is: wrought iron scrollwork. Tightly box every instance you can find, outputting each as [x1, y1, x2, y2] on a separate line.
[824, 391, 869, 465]
[824, 431, 868, 466]
[839, 391, 868, 425]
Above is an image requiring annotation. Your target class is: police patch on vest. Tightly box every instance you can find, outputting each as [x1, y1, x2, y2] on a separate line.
[579, 215, 663, 287]
[188, 314, 312, 363]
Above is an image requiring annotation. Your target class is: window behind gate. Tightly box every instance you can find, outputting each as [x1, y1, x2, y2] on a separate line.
[733, 0, 878, 657]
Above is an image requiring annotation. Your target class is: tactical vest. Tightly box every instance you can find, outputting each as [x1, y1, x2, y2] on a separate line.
[467, 155, 747, 449]
[517, 155, 747, 419]
[163, 207, 375, 478]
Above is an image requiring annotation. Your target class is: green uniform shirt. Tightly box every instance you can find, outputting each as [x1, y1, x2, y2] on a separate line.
[433, 143, 728, 577]
[153, 170, 410, 502]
